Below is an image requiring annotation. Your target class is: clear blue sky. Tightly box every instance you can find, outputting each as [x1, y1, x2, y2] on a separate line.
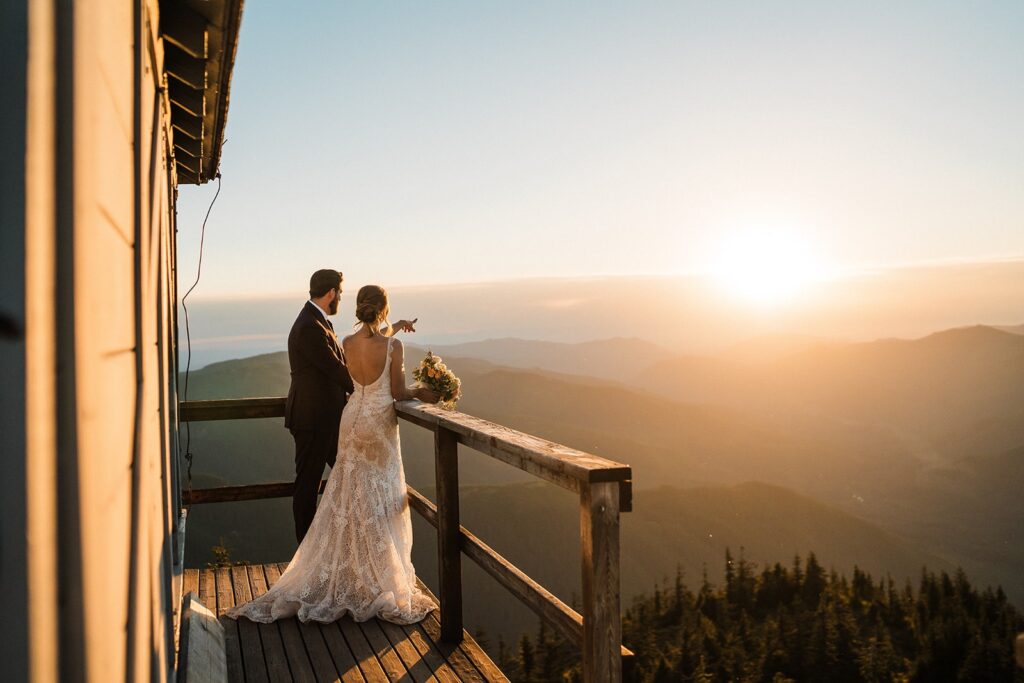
[177, 0, 1024, 298]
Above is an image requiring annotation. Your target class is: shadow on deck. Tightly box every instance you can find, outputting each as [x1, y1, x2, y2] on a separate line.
[185, 564, 508, 683]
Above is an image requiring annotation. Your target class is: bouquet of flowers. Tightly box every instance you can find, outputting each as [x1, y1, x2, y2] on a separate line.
[412, 351, 462, 410]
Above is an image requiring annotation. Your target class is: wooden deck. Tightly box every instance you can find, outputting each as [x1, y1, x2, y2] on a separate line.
[184, 564, 508, 683]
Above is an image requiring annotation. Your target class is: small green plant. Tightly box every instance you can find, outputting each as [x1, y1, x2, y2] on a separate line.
[207, 538, 250, 568]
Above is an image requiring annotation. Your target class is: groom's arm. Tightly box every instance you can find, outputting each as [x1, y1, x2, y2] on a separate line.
[298, 325, 355, 394]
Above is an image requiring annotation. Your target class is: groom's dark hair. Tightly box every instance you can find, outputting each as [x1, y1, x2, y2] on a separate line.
[309, 269, 343, 298]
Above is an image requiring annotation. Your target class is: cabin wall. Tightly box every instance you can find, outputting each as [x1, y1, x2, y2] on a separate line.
[0, 0, 58, 681]
[2, 0, 182, 681]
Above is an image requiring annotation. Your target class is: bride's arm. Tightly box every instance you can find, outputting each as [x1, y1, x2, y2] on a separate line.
[384, 318, 417, 336]
[389, 339, 440, 403]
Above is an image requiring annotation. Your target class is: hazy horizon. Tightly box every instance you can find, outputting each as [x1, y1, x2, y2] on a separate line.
[175, 1, 1024, 373]
[179, 256, 1024, 368]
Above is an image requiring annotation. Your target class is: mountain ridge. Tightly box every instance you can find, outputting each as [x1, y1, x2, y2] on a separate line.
[179, 324, 1024, 612]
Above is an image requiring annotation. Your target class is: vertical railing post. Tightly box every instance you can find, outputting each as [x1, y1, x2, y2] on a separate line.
[435, 426, 463, 642]
[580, 481, 622, 683]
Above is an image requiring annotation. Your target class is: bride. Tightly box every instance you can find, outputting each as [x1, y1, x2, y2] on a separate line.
[228, 285, 440, 624]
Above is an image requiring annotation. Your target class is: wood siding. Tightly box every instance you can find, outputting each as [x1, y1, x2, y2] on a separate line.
[4, 1, 184, 680]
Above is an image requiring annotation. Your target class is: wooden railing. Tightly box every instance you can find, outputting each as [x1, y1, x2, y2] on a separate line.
[180, 397, 634, 682]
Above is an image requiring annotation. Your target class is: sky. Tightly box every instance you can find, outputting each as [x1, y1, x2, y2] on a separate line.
[177, 0, 1024, 300]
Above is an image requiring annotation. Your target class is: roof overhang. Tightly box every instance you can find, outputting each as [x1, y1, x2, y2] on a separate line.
[160, 0, 244, 185]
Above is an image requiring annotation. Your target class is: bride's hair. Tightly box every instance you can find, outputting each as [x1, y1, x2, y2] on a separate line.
[354, 285, 391, 334]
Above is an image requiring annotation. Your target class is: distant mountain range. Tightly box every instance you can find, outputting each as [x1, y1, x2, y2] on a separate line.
[719, 333, 832, 363]
[412, 337, 673, 383]
[180, 324, 1024, 636]
[638, 325, 1024, 461]
[403, 326, 1024, 463]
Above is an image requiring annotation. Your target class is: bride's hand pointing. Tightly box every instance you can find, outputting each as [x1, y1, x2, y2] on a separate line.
[393, 318, 418, 333]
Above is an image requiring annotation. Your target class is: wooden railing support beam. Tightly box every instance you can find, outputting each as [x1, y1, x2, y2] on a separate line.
[179, 397, 285, 422]
[406, 485, 634, 662]
[435, 426, 463, 642]
[581, 481, 622, 683]
[182, 479, 328, 505]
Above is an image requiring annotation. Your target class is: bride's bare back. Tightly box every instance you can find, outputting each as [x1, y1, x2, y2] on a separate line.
[343, 328, 435, 403]
[343, 332, 391, 387]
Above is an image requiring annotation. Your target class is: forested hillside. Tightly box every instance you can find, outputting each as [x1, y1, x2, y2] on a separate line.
[496, 554, 1023, 682]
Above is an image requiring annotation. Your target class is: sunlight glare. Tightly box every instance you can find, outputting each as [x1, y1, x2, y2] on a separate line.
[707, 230, 829, 306]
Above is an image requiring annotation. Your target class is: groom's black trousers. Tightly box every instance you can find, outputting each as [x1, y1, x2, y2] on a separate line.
[292, 426, 339, 543]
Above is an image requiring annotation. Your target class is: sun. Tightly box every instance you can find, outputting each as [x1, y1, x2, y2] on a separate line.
[707, 230, 828, 306]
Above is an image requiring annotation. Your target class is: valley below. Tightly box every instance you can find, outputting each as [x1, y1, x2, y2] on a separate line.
[180, 325, 1024, 647]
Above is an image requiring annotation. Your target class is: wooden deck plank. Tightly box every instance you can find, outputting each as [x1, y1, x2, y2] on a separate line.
[232, 566, 271, 683]
[265, 563, 318, 683]
[184, 568, 200, 599]
[377, 619, 437, 683]
[414, 581, 506, 683]
[356, 619, 414, 683]
[247, 565, 294, 683]
[247, 565, 270, 598]
[415, 617, 485, 683]
[400, 621, 460, 683]
[423, 613, 506, 683]
[297, 619, 343, 682]
[216, 567, 246, 683]
[215, 568, 235, 615]
[318, 620, 369, 683]
[270, 565, 347, 683]
[336, 618, 396, 683]
[194, 563, 506, 683]
[199, 568, 217, 612]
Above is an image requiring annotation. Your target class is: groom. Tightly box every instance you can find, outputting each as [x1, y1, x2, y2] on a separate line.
[286, 269, 418, 543]
[286, 269, 353, 543]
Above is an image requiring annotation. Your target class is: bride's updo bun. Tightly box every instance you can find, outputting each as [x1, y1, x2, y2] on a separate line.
[354, 285, 391, 332]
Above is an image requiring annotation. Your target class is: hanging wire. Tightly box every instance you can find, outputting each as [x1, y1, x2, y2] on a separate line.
[179, 172, 222, 504]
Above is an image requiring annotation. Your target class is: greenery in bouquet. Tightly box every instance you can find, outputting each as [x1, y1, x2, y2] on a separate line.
[412, 351, 461, 410]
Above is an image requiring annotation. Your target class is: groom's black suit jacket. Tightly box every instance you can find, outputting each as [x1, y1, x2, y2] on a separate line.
[285, 301, 355, 432]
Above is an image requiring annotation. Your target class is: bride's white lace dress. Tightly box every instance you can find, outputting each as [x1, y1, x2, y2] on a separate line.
[228, 337, 434, 624]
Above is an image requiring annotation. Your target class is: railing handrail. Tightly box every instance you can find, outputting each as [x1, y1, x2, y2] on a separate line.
[180, 396, 633, 508]
[179, 397, 285, 421]
[179, 395, 632, 682]
[398, 400, 632, 484]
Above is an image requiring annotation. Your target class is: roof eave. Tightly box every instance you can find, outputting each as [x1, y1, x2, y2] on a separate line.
[161, 0, 244, 185]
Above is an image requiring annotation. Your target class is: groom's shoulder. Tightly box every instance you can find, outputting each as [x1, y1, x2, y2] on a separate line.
[290, 303, 318, 332]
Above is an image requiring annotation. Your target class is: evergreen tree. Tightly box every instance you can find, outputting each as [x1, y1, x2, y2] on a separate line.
[496, 635, 508, 674]
[724, 548, 736, 607]
[535, 620, 559, 682]
[650, 656, 673, 683]
[519, 634, 535, 680]
[673, 565, 685, 619]
[496, 553, 1022, 682]
[802, 552, 826, 608]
